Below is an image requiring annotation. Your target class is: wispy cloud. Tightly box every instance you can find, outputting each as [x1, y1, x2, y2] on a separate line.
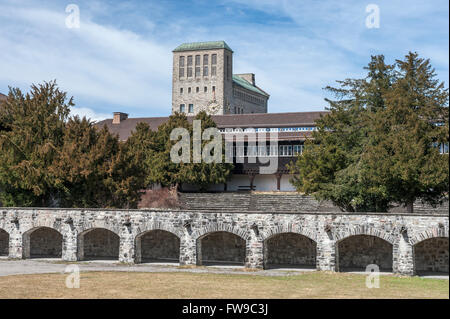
[0, 0, 448, 119]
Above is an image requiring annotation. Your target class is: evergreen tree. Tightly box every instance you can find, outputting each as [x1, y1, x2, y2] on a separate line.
[180, 111, 233, 191]
[362, 52, 449, 212]
[289, 53, 448, 212]
[0, 81, 71, 206]
[146, 112, 191, 188]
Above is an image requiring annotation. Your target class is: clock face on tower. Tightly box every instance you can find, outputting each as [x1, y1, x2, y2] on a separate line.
[205, 99, 221, 115]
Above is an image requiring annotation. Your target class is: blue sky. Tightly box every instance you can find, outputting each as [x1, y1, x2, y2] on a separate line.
[0, 0, 448, 121]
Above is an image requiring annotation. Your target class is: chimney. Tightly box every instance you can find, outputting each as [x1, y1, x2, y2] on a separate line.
[113, 112, 128, 124]
[235, 73, 255, 86]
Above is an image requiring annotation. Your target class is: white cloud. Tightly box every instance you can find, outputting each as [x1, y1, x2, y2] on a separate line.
[70, 107, 110, 123]
[0, 0, 447, 117]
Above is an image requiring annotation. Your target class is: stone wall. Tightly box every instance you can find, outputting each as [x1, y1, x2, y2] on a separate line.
[414, 237, 449, 273]
[0, 208, 448, 275]
[0, 229, 8, 256]
[337, 235, 393, 271]
[138, 230, 180, 262]
[198, 231, 246, 264]
[27, 227, 62, 258]
[265, 233, 316, 267]
[80, 228, 119, 260]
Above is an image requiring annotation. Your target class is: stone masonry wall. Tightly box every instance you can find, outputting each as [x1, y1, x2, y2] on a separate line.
[0, 229, 8, 256]
[0, 208, 448, 275]
[199, 231, 246, 264]
[337, 235, 393, 271]
[29, 227, 62, 258]
[81, 228, 119, 259]
[414, 237, 449, 273]
[265, 233, 316, 266]
[140, 230, 180, 261]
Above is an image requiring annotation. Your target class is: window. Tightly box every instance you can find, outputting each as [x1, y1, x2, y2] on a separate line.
[196, 87, 199, 93]
[203, 66, 208, 76]
[195, 55, 200, 65]
[212, 86, 215, 92]
[188, 87, 191, 93]
[187, 56, 193, 77]
[179, 56, 185, 78]
[279, 145, 293, 156]
[195, 67, 200, 77]
[180, 88, 183, 94]
[204, 86, 207, 93]
[211, 54, 217, 76]
[179, 104, 185, 113]
[188, 104, 194, 113]
[293, 145, 303, 155]
[179, 56, 185, 67]
[203, 54, 208, 65]
[179, 68, 184, 78]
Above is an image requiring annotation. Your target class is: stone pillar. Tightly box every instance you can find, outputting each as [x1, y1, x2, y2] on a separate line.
[275, 173, 282, 191]
[245, 237, 264, 269]
[179, 234, 197, 266]
[119, 227, 135, 263]
[393, 233, 414, 275]
[8, 229, 23, 259]
[249, 174, 255, 191]
[62, 226, 77, 262]
[316, 235, 336, 271]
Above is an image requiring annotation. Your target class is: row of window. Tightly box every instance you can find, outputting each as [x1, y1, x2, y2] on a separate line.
[179, 104, 194, 113]
[180, 86, 216, 94]
[218, 127, 317, 133]
[179, 54, 217, 78]
[234, 107, 244, 114]
[432, 142, 449, 154]
[234, 89, 265, 106]
[229, 145, 304, 157]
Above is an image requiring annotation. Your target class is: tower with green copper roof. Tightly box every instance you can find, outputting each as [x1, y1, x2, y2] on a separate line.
[172, 41, 269, 116]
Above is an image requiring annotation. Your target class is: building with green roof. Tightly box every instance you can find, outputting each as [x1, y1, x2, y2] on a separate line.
[172, 41, 269, 116]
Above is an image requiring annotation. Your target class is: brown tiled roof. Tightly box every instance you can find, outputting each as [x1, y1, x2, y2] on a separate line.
[0, 93, 6, 101]
[96, 111, 328, 141]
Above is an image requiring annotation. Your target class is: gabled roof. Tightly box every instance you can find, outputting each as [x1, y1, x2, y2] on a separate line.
[232, 75, 269, 97]
[173, 41, 233, 52]
[96, 111, 328, 141]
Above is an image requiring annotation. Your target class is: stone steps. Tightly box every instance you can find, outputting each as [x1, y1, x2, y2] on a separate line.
[178, 192, 449, 214]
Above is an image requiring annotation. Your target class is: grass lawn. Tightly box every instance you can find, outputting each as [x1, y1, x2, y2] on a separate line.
[0, 271, 447, 299]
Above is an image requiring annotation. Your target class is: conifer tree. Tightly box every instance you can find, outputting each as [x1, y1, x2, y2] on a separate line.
[0, 81, 71, 206]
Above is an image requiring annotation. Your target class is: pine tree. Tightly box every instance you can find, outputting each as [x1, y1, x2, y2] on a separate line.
[289, 53, 448, 212]
[0, 81, 71, 206]
[362, 52, 449, 212]
[180, 111, 233, 191]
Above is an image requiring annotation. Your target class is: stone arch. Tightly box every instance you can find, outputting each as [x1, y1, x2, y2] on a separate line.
[0, 228, 9, 257]
[197, 230, 247, 266]
[261, 224, 317, 243]
[333, 225, 395, 245]
[77, 227, 120, 261]
[192, 223, 251, 241]
[77, 221, 120, 237]
[264, 232, 317, 269]
[409, 227, 449, 246]
[22, 226, 63, 259]
[135, 221, 184, 240]
[336, 234, 393, 271]
[135, 229, 181, 264]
